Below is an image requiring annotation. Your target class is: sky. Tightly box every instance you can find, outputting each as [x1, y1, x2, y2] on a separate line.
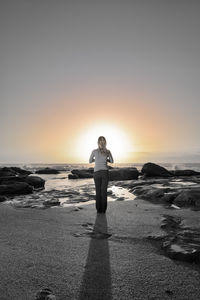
[0, 0, 200, 164]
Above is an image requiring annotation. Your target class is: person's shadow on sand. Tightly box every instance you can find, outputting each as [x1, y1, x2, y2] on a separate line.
[78, 214, 112, 300]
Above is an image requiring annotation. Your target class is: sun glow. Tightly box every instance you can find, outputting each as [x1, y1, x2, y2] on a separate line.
[75, 123, 134, 163]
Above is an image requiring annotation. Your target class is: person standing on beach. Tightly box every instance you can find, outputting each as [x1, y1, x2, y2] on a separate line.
[89, 136, 114, 213]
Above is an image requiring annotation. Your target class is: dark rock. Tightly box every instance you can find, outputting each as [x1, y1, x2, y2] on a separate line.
[132, 186, 165, 203]
[25, 176, 45, 188]
[68, 173, 79, 179]
[77, 172, 93, 178]
[35, 288, 56, 300]
[0, 167, 31, 177]
[161, 215, 182, 231]
[0, 195, 7, 202]
[43, 199, 60, 207]
[109, 168, 139, 181]
[10, 167, 32, 175]
[141, 162, 172, 177]
[71, 169, 93, 178]
[173, 189, 200, 210]
[35, 168, 59, 174]
[0, 167, 17, 177]
[0, 182, 33, 195]
[161, 192, 179, 204]
[0, 175, 27, 184]
[170, 169, 200, 176]
[159, 215, 200, 263]
[161, 229, 200, 263]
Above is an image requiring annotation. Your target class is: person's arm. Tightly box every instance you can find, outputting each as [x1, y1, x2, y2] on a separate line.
[89, 150, 95, 163]
[107, 150, 114, 163]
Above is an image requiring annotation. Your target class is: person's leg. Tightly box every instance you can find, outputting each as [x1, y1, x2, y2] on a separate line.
[101, 170, 109, 213]
[93, 171, 102, 213]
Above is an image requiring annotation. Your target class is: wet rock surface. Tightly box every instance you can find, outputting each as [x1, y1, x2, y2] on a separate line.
[141, 162, 172, 177]
[0, 182, 33, 195]
[68, 167, 139, 180]
[35, 168, 60, 174]
[0, 167, 45, 198]
[0, 167, 32, 177]
[148, 215, 200, 263]
[114, 176, 200, 210]
[35, 288, 56, 300]
[109, 167, 139, 181]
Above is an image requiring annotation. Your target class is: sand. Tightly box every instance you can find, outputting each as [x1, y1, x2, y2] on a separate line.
[0, 199, 200, 300]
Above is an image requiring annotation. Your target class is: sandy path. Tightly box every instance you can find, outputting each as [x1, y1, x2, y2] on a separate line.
[0, 199, 200, 300]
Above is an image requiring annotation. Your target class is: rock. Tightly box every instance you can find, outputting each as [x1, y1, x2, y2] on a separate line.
[0, 175, 27, 184]
[25, 176, 45, 188]
[132, 186, 165, 203]
[0, 182, 33, 195]
[161, 192, 179, 204]
[0, 195, 7, 202]
[35, 288, 56, 300]
[161, 215, 182, 231]
[109, 168, 139, 181]
[141, 162, 172, 177]
[159, 215, 200, 263]
[43, 199, 60, 207]
[77, 172, 93, 178]
[0, 175, 45, 189]
[87, 167, 94, 173]
[69, 167, 138, 180]
[68, 173, 79, 179]
[10, 167, 32, 175]
[173, 189, 200, 210]
[161, 229, 200, 263]
[170, 169, 200, 176]
[0, 167, 17, 177]
[0, 167, 31, 177]
[71, 169, 93, 178]
[35, 168, 59, 174]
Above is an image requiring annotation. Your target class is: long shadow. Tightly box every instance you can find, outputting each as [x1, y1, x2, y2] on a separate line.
[78, 214, 112, 300]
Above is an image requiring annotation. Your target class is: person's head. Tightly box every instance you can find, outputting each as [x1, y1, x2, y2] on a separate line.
[97, 136, 108, 155]
[98, 136, 106, 149]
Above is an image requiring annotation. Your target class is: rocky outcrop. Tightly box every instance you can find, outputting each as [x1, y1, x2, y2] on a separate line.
[0, 195, 7, 202]
[68, 173, 79, 179]
[0, 175, 45, 189]
[70, 169, 93, 178]
[170, 170, 200, 176]
[173, 189, 200, 209]
[0, 167, 45, 197]
[68, 167, 139, 180]
[35, 168, 60, 174]
[24, 176, 45, 188]
[0, 182, 33, 195]
[147, 215, 200, 263]
[35, 288, 56, 300]
[141, 162, 172, 177]
[0, 167, 32, 177]
[161, 215, 200, 263]
[109, 168, 139, 181]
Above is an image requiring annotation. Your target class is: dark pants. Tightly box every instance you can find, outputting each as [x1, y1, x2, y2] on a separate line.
[93, 170, 109, 213]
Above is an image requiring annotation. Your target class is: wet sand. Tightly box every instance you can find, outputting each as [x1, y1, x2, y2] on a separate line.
[0, 199, 200, 300]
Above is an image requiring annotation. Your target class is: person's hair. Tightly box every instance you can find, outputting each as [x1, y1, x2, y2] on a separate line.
[97, 136, 109, 155]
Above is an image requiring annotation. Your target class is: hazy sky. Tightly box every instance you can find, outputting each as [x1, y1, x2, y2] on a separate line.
[1, 0, 200, 163]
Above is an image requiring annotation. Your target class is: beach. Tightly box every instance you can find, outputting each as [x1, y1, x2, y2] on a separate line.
[0, 192, 200, 299]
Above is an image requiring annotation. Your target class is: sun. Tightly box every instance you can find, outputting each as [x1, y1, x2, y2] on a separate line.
[74, 122, 134, 163]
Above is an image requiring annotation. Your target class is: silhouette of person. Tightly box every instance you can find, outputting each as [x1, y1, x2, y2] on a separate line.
[89, 136, 114, 213]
